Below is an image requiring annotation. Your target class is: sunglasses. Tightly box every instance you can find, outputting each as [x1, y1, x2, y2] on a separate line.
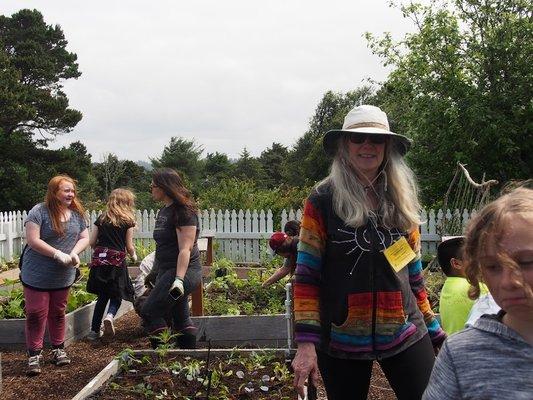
[347, 133, 388, 145]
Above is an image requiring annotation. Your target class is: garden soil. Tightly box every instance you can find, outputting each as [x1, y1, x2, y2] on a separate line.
[0, 311, 397, 400]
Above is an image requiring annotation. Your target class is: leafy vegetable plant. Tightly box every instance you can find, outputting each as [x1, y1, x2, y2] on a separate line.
[204, 258, 286, 316]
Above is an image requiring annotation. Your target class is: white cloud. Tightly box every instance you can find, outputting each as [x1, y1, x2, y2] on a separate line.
[3, 0, 418, 161]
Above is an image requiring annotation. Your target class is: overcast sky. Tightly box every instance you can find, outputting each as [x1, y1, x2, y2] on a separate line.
[3, 1, 418, 163]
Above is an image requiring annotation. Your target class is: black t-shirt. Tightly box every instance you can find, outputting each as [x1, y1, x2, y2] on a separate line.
[153, 203, 200, 269]
[94, 215, 135, 251]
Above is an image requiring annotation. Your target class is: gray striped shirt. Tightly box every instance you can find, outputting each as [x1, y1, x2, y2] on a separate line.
[21, 203, 86, 289]
[423, 312, 533, 400]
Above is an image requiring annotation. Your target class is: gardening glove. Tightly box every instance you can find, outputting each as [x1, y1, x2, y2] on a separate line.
[144, 270, 157, 288]
[70, 251, 80, 267]
[131, 253, 138, 263]
[169, 277, 184, 300]
[53, 250, 73, 266]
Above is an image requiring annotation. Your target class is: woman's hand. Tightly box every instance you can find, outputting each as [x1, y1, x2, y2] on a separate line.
[70, 251, 80, 267]
[169, 276, 184, 300]
[292, 342, 319, 398]
[53, 250, 74, 266]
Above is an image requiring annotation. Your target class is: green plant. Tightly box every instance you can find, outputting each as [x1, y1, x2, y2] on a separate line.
[210, 257, 236, 279]
[117, 348, 142, 372]
[204, 258, 286, 316]
[134, 241, 156, 261]
[0, 258, 18, 273]
[104, 349, 296, 399]
[182, 357, 204, 381]
[423, 267, 447, 313]
[152, 328, 178, 359]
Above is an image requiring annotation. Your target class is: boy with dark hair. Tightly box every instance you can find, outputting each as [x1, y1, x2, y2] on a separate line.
[438, 236, 483, 335]
[262, 221, 300, 287]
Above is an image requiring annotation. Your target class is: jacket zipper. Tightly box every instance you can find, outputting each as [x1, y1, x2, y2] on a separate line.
[370, 220, 378, 357]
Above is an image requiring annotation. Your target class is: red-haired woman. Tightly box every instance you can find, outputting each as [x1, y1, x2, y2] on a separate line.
[20, 175, 89, 376]
[140, 168, 202, 349]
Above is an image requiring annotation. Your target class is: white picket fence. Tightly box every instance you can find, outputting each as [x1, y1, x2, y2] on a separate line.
[0, 208, 472, 263]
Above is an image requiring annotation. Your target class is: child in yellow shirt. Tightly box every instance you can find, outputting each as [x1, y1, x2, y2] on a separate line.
[438, 236, 486, 335]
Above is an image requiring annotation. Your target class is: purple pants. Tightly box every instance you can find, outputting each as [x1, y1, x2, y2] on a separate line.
[23, 286, 70, 352]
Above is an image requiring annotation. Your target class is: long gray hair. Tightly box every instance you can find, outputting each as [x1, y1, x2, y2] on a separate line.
[317, 136, 421, 231]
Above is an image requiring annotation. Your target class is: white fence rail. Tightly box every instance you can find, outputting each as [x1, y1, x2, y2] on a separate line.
[1, 208, 472, 264]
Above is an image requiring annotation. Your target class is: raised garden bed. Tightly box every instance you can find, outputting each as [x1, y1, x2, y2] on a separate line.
[192, 314, 289, 348]
[74, 348, 302, 400]
[203, 258, 287, 316]
[0, 266, 133, 349]
[0, 299, 133, 350]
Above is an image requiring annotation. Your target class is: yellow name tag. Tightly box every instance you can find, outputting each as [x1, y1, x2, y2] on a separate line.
[383, 236, 416, 272]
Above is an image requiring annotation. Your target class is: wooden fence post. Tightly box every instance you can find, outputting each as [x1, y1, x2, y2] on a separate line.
[4, 221, 14, 261]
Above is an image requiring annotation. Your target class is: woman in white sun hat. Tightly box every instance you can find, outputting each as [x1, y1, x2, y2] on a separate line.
[292, 104, 445, 399]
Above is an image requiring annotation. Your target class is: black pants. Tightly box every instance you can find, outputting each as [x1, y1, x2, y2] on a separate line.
[318, 334, 435, 400]
[91, 295, 121, 332]
[140, 265, 201, 333]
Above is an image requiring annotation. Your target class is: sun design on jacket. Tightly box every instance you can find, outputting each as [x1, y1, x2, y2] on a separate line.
[332, 225, 403, 275]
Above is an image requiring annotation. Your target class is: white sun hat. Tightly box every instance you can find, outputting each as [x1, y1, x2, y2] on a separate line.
[322, 104, 412, 156]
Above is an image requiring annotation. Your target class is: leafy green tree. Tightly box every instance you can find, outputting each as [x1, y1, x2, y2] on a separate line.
[201, 151, 234, 187]
[93, 153, 126, 198]
[0, 9, 84, 210]
[367, 0, 532, 204]
[151, 136, 204, 189]
[0, 9, 82, 141]
[259, 143, 289, 188]
[233, 148, 265, 183]
[116, 160, 157, 210]
[92, 156, 157, 210]
[283, 87, 376, 187]
[197, 177, 311, 226]
[0, 137, 95, 210]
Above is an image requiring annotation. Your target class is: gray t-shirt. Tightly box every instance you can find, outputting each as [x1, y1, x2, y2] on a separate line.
[21, 203, 87, 290]
[423, 311, 533, 400]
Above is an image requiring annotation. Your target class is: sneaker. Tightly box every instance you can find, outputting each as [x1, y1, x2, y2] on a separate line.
[87, 329, 103, 341]
[51, 348, 71, 366]
[27, 352, 43, 376]
[103, 314, 115, 337]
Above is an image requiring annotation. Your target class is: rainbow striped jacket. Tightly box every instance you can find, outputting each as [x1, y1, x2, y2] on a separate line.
[294, 186, 446, 359]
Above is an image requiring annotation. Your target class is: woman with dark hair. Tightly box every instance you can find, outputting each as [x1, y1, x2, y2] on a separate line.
[140, 168, 202, 348]
[21, 175, 89, 375]
[292, 105, 445, 399]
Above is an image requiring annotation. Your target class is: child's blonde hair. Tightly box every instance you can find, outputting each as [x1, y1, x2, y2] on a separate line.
[101, 188, 136, 227]
[463, 186, 533, 300]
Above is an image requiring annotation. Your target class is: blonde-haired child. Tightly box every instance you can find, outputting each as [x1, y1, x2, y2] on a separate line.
[423, 187, 533, 399]
[86, 189, 137, 339]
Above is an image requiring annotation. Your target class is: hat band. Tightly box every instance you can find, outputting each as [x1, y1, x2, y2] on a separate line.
[345, 122, 388, 130]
